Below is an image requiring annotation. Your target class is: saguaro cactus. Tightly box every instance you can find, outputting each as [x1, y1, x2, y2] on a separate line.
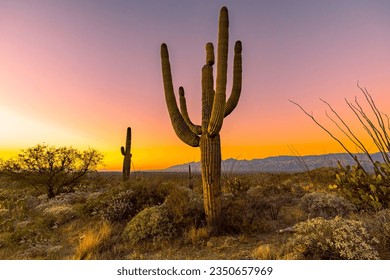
[121, 127, 132, 182]
[161, 7, 242, 232]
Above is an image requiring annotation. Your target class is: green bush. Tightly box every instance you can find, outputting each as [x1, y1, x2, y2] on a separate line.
[330, 163, 390, 211]
[122, 205, 176, 246]
[299, 192, 356, 219]
[289, 216, 379, 260]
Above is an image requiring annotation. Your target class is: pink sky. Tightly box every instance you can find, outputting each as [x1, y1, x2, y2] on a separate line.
[1, 0, 390, 170]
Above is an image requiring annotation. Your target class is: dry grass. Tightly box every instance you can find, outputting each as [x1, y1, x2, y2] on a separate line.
[73, 221, 112, 260]
[251, 244, 280, 260]
[183, 226, 209, 245]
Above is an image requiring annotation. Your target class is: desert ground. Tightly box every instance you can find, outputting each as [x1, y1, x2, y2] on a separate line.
[0, 168, 388, 260]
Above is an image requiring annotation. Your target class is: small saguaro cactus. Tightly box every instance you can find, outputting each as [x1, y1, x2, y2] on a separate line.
[161, 7, 242, 232]
[121, 127, 132, 182]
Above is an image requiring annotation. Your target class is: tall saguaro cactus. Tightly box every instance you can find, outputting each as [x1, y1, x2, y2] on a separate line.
[121, 127, 132, 182]
[161, 7, 242, 232]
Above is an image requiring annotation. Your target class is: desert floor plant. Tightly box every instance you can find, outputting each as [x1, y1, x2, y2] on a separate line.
[161, 6, 242, 233]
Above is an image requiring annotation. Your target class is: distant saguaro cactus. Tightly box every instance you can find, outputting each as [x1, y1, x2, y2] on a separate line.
[188, 165, 194, 190]
[121, 127, 132, 182]
[161, 7, 242, 232]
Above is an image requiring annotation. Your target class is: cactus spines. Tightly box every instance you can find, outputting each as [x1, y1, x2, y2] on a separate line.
[121, 127, 132, 182]
[161, 6, 242, 232]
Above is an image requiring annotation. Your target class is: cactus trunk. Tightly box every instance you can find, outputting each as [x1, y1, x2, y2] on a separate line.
[160, 7, 242, 233]
[121, 127, 132, 182]
[200, 134, 222, 231]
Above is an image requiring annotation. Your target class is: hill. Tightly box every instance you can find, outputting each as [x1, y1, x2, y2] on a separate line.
[164, 152, 384, 173]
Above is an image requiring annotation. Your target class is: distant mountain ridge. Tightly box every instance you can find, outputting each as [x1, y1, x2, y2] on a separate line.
[164, 152, 385, 173]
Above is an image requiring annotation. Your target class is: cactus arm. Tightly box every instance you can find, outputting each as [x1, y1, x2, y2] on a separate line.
[120, 146, 126, 155]
[205, 42, 215, 66]
[179, 87, 202, 135]
[161, 43, 200, 147]
[208, 6, 229, 136]
[224, 41, 242, 117]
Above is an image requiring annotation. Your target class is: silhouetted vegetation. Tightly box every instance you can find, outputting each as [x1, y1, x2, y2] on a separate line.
[0, 144, 103, 198]
[120, 127, 132, 182]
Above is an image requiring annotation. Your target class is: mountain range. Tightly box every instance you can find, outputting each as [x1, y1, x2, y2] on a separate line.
[164, 152, 385, 173]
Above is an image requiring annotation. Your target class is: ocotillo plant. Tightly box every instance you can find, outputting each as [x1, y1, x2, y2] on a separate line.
[161, 7, 242, 232]
[121, 127, 132, 182]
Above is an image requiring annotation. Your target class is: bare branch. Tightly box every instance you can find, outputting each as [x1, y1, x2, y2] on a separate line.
[289, 99, 368, 174]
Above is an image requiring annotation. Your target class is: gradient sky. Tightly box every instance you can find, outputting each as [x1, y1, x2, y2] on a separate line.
[1, 0, 390, 170]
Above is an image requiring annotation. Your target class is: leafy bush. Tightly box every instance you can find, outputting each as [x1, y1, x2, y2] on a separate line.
[299, 192, 356, 219]
[122, 205, 176, 246]
[289, 216, 379, 260]
[330, 163, 390, 211]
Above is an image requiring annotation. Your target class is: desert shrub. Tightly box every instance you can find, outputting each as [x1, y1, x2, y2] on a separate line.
[100, 190, 136, 223]
[299, 192, 356, 219]
[164, 186, 205, 230]
[221, 193, 270, 233]
[221, 194, 247, 233]
[224, 176, 250, 196]
[361, 209, 390, 254]
[130, 182, 169, 210]
[9, 216, 53, 250]
[247, 184, 295, 220]
[289, 216, 379, 260]
[96, 181, 169, 223]
[330, 163, 390, 211]
[42, 204, 76, 226]
[122, 205, 176, 246]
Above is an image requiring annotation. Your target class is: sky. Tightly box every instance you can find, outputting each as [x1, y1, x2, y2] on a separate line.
[1, 0, 390, 170]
